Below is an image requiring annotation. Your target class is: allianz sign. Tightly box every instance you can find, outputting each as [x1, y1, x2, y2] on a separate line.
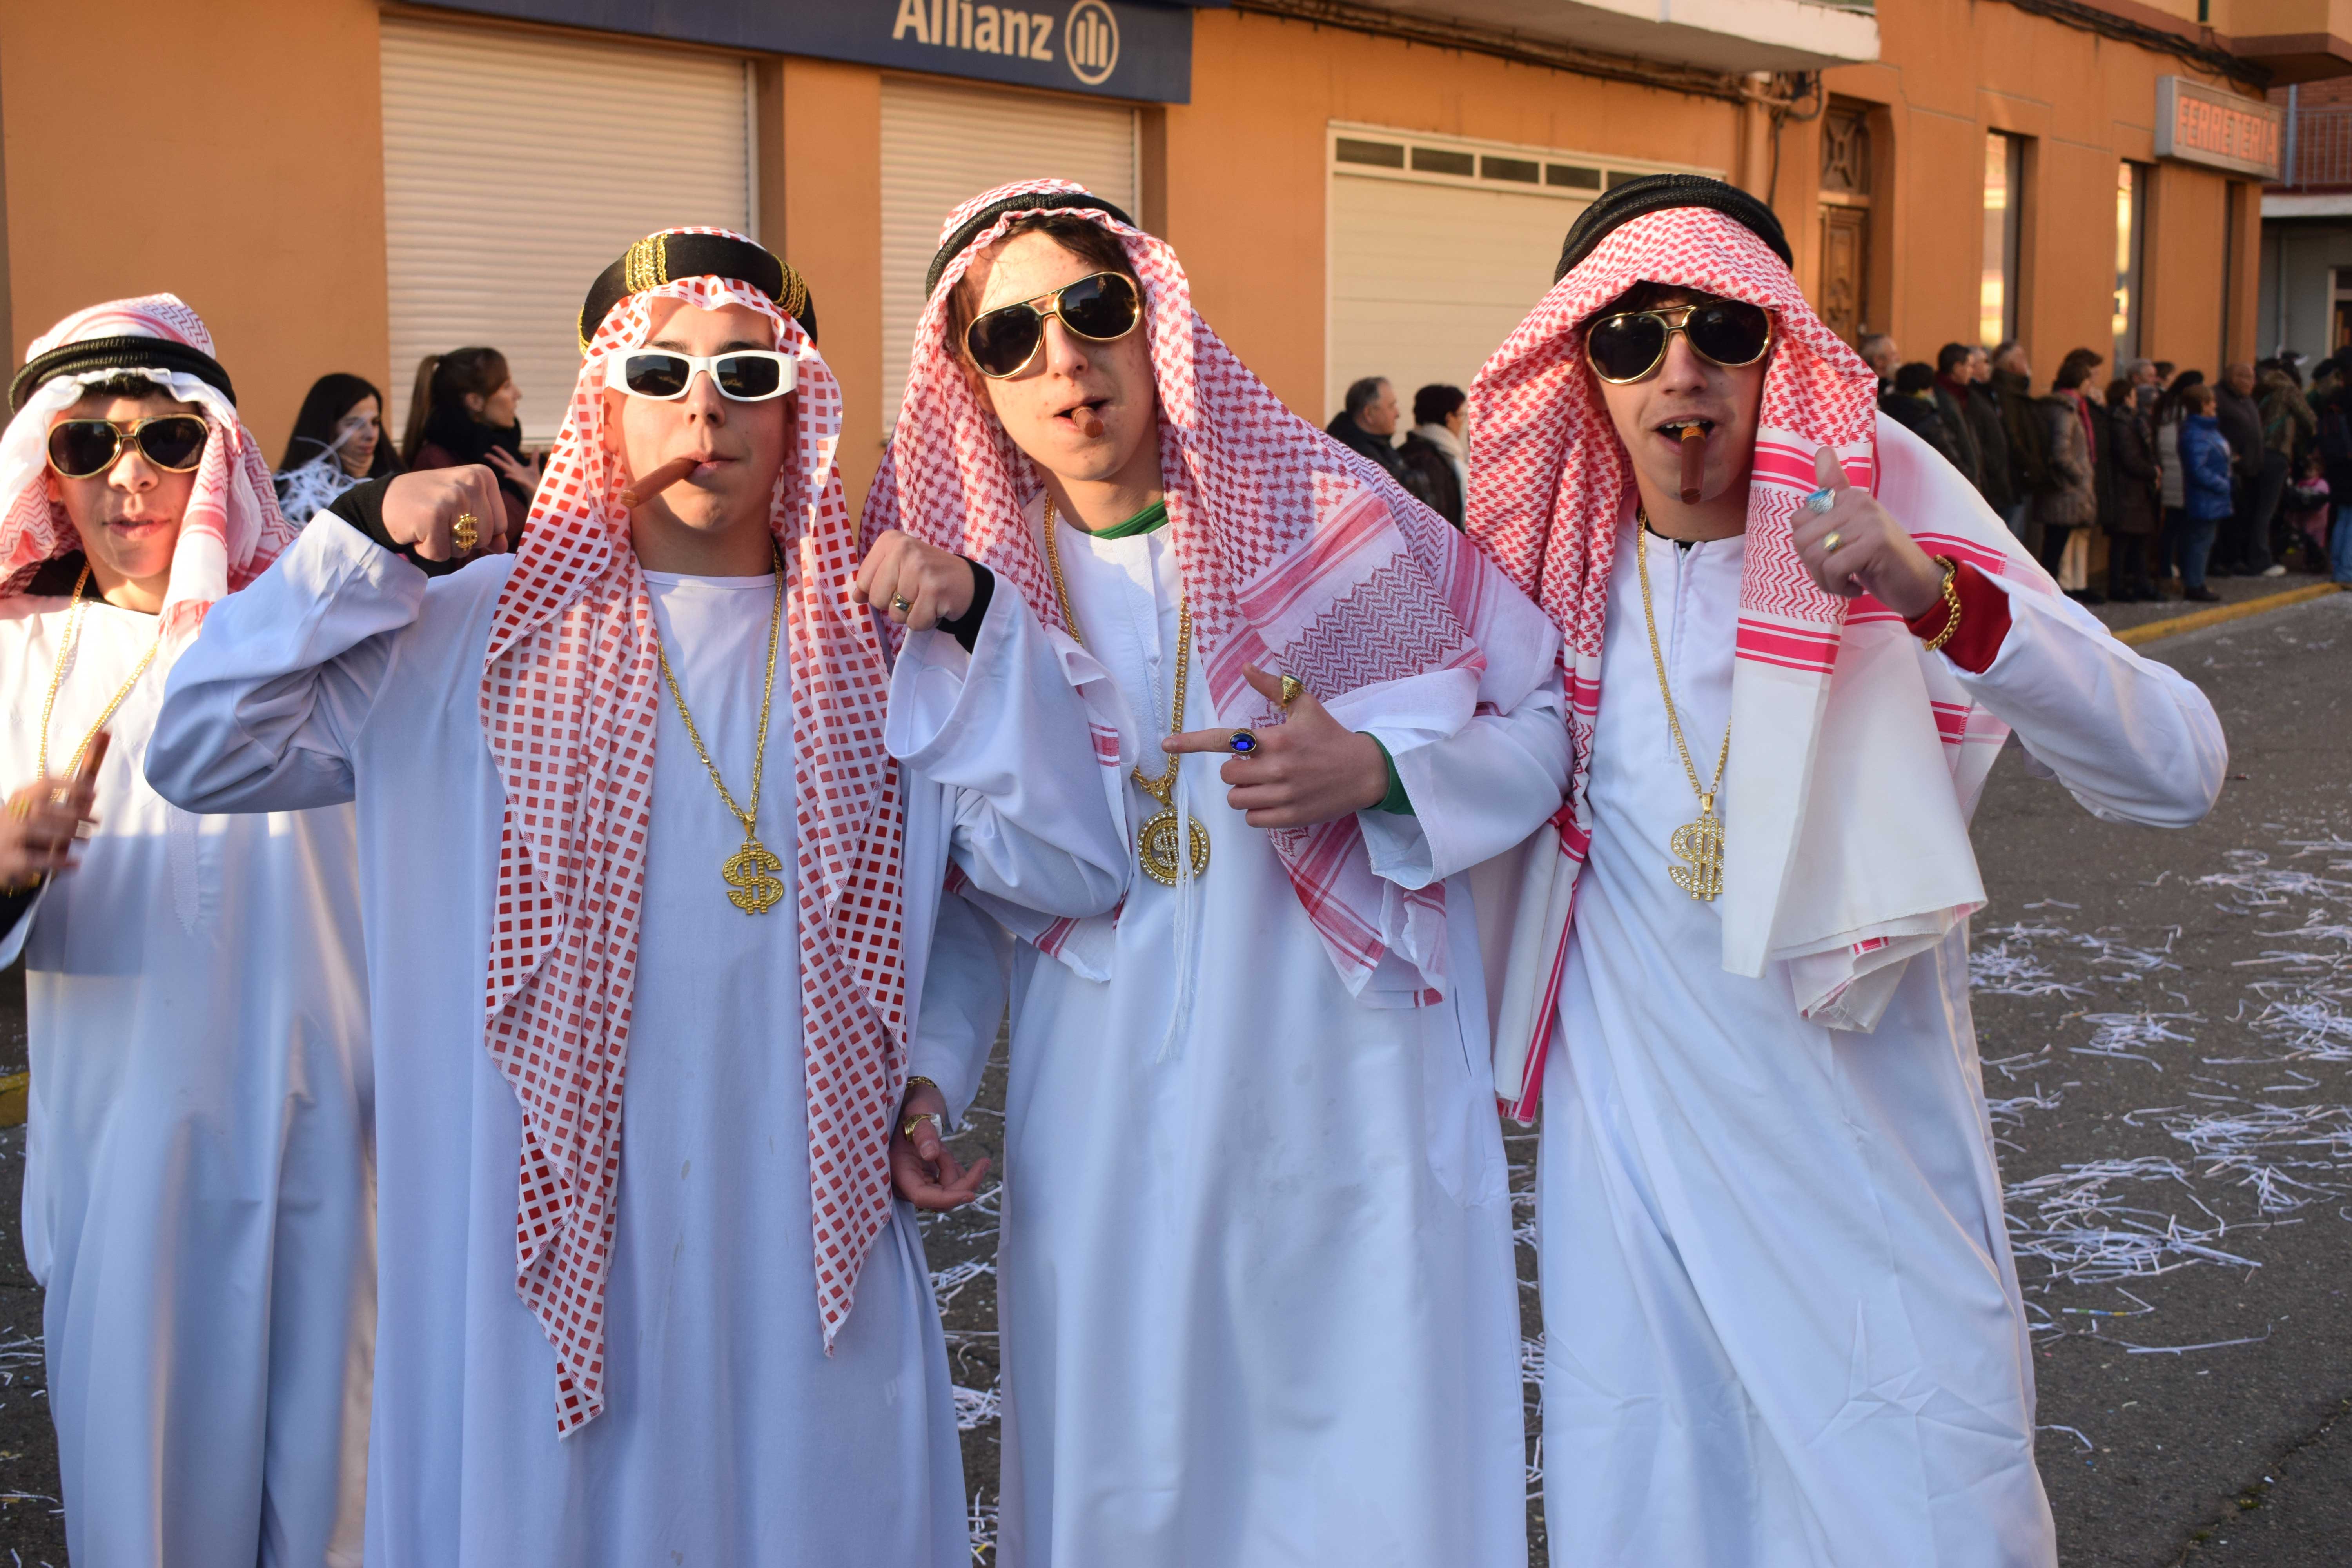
[892, 0, 1122, 87]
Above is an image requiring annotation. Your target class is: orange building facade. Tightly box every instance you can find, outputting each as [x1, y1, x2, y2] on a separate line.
[2, 0, 2340, 509]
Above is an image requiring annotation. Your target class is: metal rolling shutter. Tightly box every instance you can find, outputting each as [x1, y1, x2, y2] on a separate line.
[381, 18, 753, 442]
[879, 77, 1138, 432]
[1327, 173, 1594, 422]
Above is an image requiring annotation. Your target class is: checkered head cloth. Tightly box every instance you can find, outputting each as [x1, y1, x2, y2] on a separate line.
[481, 228, 906, 1434]
[866, 179, 1555, 1000]
[0, 294, 294, 635]
[1466, 204, 1875, 878]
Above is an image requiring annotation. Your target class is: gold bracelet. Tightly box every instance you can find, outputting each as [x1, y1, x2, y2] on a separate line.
[1918, 556, 1963, 655]
[906, 1074, 939, 1096]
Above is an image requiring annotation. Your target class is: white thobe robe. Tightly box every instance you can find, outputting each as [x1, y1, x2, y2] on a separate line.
[1539, 521, 2226, 1566]
[0, 591, 373, 1568]
[145, 518, 1125, 1568]
[907, 501, 1570, 1568]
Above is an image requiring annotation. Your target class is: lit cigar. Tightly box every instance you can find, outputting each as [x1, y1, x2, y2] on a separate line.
[619, 455, 701, 510]
[1073, 407, 1105, 439]
[1678, 424, 1706, 505]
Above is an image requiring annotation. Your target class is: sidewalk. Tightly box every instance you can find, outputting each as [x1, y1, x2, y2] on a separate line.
[2090, 567, 2340, 637]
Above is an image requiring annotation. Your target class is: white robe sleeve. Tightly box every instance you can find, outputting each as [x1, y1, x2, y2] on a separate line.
[1344, 665, 1572, 890]
[1951, 575, 2226, 829]
[886, 581, 1127, 920]
[906, 888, 1013, 1129]
[147, 517, 425, 814]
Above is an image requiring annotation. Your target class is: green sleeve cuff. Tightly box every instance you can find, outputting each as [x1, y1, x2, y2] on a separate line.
[1367, 735, 1415, 816]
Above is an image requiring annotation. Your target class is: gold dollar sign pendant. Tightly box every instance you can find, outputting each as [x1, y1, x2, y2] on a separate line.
[1667, 795, 1724, 902]
[722, 836, 786, 915]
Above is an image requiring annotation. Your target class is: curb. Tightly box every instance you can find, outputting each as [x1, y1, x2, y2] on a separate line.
[2112, 583, 2346, 647]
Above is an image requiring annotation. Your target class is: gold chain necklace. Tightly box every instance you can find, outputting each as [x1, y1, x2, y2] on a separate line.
[1634, 516, 1731, 902]
[652, 544, 787, 915]
[1042, 495, 1208, 887]
[37, 562, 162, 790]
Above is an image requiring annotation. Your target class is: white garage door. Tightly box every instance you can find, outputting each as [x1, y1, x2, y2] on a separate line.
[381, 18, 753, 442]
[880, 77, 1137, 432]
[1327, 127, 1708, 422]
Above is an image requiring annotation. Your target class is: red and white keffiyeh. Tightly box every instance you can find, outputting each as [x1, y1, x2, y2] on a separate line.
[0, 294, 292, 634]
[1470, 205, 2054, 1115]
[481, 229, 905, 1433]
[865, 178, 1555, 1001]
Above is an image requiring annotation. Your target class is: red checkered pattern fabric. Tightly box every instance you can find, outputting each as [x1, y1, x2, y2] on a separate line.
[481, 231, 905, 1434]
[1466, 207, 1878, 883]
[1, 294, 293, 634]
[864, 180, 1553, 997]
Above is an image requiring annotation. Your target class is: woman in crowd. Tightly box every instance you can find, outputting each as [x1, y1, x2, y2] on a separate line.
[2104, 376, 2161, 601]
[399, 346, 539, 538]
[274, 371, 398, 524]
[2154, 369, 2205, 591]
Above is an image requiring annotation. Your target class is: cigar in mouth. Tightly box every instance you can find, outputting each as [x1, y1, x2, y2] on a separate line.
[1073, 408, 1105, 439]
[1678, 424, 1706, 505]
[619, 455, 702, 510]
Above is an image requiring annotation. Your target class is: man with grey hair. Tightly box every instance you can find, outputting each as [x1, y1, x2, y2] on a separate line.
[1324, 374, 1412, 486]
[1858, 330, 1898, 395]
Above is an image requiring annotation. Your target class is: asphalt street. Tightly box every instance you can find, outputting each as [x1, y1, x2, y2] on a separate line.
[0, 582, 2342, 1566]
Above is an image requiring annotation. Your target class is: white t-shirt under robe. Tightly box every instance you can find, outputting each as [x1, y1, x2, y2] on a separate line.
[1, 590, 373, 1568]
[1540, 521, 2225, 1567]
[144, 517, 1125, 1568]
[907, 501, 1570, 1568]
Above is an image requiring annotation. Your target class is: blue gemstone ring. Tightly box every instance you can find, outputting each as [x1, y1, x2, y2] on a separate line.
[1227, 730, 1259, 755]
[1801, 486, 1837, 516]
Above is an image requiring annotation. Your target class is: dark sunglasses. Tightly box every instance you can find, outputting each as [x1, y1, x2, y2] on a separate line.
[46, 415, 210, 479]
[612, 349, 796, 403]
[1584, 301, 1774, 385]
[965, 272, 1142, 379]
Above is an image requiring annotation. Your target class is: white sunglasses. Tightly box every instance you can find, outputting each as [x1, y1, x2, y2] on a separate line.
[606, 348, 797, 403]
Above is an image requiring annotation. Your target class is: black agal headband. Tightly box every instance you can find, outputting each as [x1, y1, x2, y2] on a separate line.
[925, 189, 1138, 299]
[1554, 174, 1795, 283]
[9, 336, 236, 414]
[578, 232, 815, 353]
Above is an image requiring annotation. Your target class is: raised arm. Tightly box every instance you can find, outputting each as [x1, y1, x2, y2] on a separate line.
[1348, 666, 1572, 889]
[886, 566, 1128, 920]
[148, 485, 431, 813]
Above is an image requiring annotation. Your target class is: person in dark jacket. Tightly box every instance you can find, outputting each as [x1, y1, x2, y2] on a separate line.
[2036, 357, 2103, 601]
[2212, 361, 2268, 575]
[1962, 344, 2013, 515]
[2103, 377, 2161, 601]
[1990, 341, 2050, 543]
[1880, 363, 1967, 472]
[400, 345, 539, 541]
[1325, 375, 1414, 490]
[1930, 344, 1982, 491]
[2177, 381, 2234, 601]
[1396, 383, 1467, 527]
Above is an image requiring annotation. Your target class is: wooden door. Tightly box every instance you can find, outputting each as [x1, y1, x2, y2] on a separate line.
[1820, 206, 1869, 345]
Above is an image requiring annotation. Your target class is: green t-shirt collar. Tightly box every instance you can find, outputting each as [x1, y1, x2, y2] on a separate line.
[1083, 497, 1168, 540]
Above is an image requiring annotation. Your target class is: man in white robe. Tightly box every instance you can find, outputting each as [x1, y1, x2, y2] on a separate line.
[1467, 176, 2228, 1565]
[147, 232, 1124, 1566]
[0, 296, 373, 1566]
[867, 181, 1568, 1566]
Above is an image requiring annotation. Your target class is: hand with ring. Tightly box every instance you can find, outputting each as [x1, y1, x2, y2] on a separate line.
[852, 528, 978, 631]
[0, 732, 108, 892]
[379, 465, 510, 561]
[889, 1077, 990, 1210]
[1163, 664, 1389, 829]
[1789, 446, 1945, 617]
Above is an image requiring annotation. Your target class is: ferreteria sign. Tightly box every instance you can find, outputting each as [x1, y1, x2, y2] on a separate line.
[419, 0, 1198, 102]
[2155, 76, 2281, 180]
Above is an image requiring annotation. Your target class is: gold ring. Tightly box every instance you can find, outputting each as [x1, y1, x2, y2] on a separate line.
[452, 512, 480, 554]
[891, 594, 913, 615]
[1821, 531, 1842, 554]
[901, 1111, 940, 1140]
[1278, 675, 1306, 710]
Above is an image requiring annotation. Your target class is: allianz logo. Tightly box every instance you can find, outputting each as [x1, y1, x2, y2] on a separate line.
[891, 0, 1122, 86]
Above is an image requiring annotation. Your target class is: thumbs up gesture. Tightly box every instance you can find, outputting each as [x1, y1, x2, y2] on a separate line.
[1792, 446, 1947, 618]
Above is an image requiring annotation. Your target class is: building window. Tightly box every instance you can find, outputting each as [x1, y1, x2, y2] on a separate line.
[1982, 131, 2024, 348]
[2114, 161, 2148, 366]
[1817, 102, 1874, 345]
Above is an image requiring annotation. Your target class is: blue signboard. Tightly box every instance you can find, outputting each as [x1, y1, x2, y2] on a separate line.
[417, 0, 1200, 102]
